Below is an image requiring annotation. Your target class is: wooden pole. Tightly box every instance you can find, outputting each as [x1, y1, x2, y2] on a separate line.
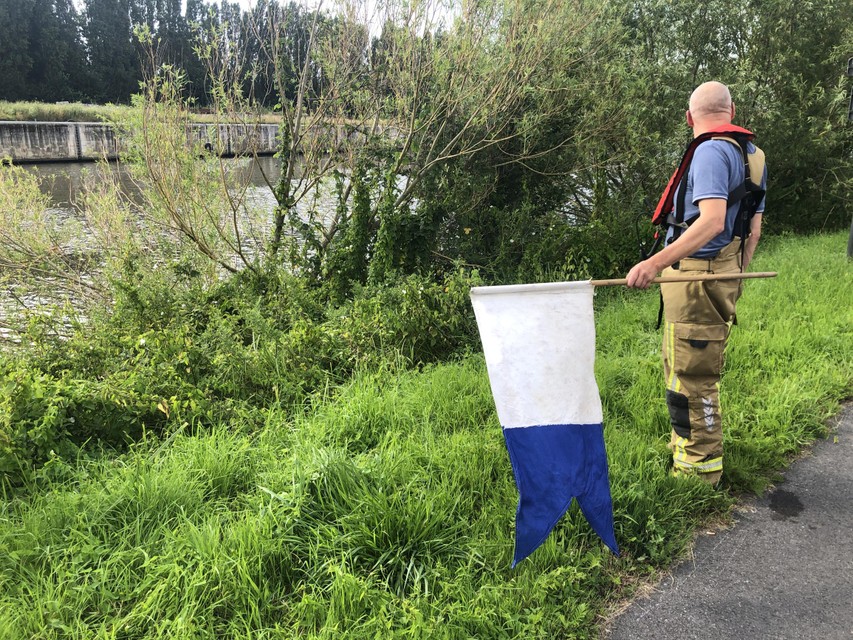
[590, 271, 777, 287]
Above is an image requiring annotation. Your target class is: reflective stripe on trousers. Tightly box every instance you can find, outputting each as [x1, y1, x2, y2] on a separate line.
[661, 240, 743, 480]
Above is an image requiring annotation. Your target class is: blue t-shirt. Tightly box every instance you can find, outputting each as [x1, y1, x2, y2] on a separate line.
[665, 139, 767, 259]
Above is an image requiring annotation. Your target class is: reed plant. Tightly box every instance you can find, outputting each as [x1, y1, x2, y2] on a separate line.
[0, 101, 133, 123]
[0, 232, 850, 638]
[0, 101, 282, 124]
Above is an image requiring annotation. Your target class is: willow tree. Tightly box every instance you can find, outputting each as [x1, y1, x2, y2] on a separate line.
[241, 0, 621, 291]
[102, 0, 621, 292]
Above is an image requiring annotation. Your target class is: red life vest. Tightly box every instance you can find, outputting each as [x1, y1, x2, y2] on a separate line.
[651, 124, 757, 227]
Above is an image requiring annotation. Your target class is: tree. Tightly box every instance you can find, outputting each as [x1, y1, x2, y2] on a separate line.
[258, 0, 626, 288]
[0, 0, 91, 102]
[27, 0, 89, 102]
[182, 0, 211, 103]
[88, 0, 627, 295]
[733, 0, 853, 232]
[0, 0, 34, 101]
[84, 0, 141, 103]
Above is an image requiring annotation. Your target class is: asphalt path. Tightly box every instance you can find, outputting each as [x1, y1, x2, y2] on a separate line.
[603, 404, 853, 640]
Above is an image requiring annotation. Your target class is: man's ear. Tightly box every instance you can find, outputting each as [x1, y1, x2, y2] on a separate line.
[686, 109, 695, 127]
[731, 101, 736, 120]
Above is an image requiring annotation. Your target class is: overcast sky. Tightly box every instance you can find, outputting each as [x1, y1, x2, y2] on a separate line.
[68, 0, 455, 37]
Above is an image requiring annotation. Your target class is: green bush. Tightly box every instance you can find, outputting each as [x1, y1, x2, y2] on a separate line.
[334, 270, 483, 367]
[0, 260, 484, 483]
[0, 365, 171, 477]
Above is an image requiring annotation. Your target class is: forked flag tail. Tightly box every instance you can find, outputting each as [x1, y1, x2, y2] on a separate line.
[470, 281, 619, 567]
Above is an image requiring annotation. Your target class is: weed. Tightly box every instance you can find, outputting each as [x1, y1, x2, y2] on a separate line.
[0, 232, 850, 637]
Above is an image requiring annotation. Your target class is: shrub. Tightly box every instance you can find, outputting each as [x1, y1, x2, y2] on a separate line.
[0, 261, 484, 482]
[0, 365, 171, 478]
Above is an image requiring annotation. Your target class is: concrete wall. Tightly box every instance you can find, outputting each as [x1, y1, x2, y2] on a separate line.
[77, 123, 119, 160]
[0, 121, 280, 163]
[0, 122, 79, 162]
[188, 123, 280, 157]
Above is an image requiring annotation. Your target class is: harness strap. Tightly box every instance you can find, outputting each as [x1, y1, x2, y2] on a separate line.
[651, 124, 755, 227]
[672, 166, 691, 242]
[665, 135, 765, 247]
[736, 137, 750, 270]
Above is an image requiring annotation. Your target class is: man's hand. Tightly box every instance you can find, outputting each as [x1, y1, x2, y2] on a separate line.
[626, 259, 659, 289]
[625, 198, 727, 289]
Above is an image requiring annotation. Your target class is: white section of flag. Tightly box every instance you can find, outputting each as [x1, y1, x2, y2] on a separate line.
[470, 281, 602, 429]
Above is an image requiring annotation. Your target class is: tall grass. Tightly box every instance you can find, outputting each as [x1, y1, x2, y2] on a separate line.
[0, 232, 850, 638]
[0, 101, 282, 124]
[0, 101, 134, 123]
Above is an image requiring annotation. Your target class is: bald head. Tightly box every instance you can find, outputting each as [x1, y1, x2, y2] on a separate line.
[686, 81, 734, 133]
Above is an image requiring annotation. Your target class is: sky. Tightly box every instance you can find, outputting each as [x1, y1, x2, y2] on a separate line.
[68, 0, 457, 37]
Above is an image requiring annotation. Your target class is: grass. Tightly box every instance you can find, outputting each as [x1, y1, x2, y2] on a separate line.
[0, 101, 135, 124]
[0, 101, 283, 124]
[0, 232, 850, 638]
[597, 231, 853, 491]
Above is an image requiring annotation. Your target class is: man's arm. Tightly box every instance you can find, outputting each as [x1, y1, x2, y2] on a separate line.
[626, 198, 727, 289]
[741, 213, 762, 271]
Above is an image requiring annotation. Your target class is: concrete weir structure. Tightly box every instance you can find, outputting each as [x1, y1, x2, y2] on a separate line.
[0, 121, 281, 163]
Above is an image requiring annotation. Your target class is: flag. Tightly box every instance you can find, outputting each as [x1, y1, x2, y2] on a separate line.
[470, 280, 618, 567]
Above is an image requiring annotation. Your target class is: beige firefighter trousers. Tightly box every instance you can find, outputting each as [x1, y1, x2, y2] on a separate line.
[661, 240, 743, 484]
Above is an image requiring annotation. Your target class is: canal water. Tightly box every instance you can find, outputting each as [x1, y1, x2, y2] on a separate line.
[21, 154, 344, 266]
[2, 156, 340, 343]
[23, 155, 326, 216]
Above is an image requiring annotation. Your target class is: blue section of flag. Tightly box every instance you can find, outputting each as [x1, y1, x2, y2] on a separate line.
[503, 423, 619, 567]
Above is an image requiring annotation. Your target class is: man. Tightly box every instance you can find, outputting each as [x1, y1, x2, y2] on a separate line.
[626, 81, 767, 485]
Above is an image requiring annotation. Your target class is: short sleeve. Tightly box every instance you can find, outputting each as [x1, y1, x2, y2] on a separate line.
[690, 142, 733, 204]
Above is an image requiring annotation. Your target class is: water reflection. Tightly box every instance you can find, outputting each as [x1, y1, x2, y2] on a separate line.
[3, 156, 342, 342]
[23, 156, 286, 209]
[24, 155, 345, 230]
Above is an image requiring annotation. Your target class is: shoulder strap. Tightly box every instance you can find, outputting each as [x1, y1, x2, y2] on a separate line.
[652, 125, 756, 228]
[665, 134, 765, 237]
[711, 135, 765, 192]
